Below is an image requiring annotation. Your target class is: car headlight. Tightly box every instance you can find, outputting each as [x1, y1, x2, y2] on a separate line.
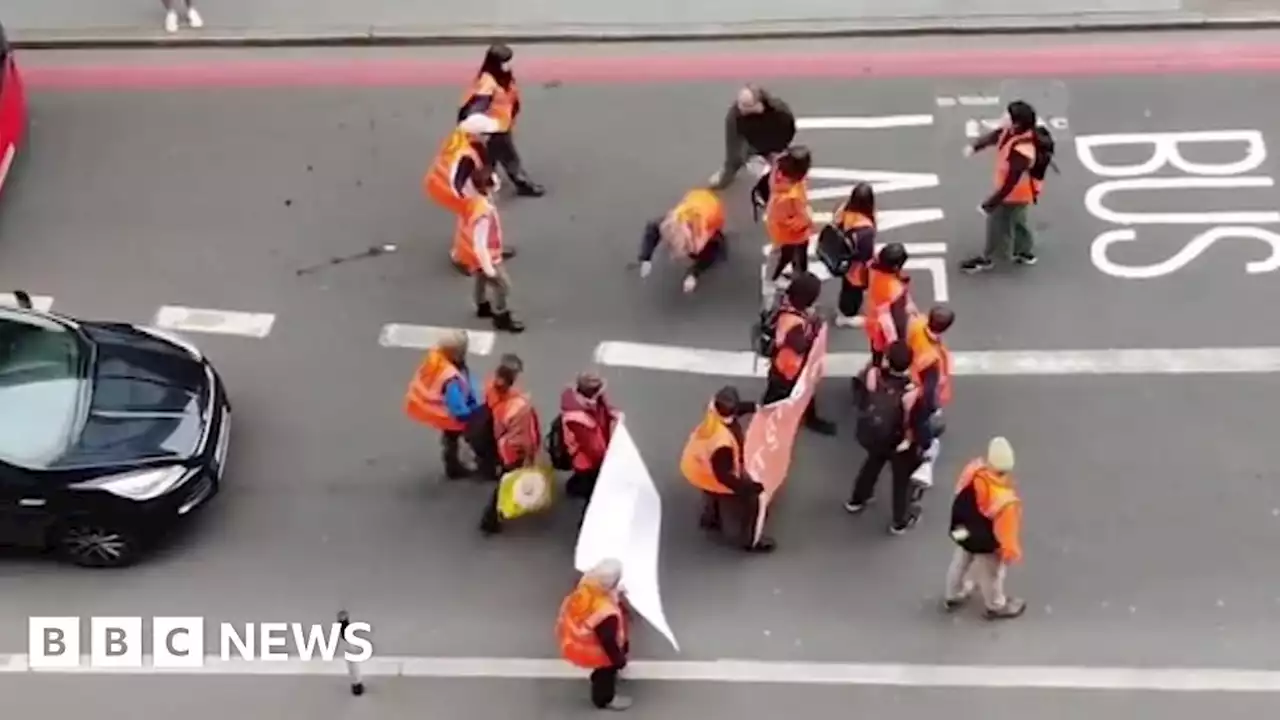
[72, 466, 193, 501]
[135, 325, 203, 360]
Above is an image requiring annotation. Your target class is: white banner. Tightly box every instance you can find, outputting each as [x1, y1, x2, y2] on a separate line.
[574, 422, 679, 651]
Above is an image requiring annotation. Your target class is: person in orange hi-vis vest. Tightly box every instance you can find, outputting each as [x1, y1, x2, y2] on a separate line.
[635, 188, 728, 294]
[458, 44, 545, 197]
[905, 305, 956, 414]
[945, 436, 1027, 619]
[680, 386, 775, 552]
[863, 242, 918, 371]
[960, 100, 1041, 273]
[556, 558, 632, 710]
[764, 146, 814, 288]
[830, 182, 878, 329]
[403, 330, 482, 480]
[452, 165, 526, 334]
[762, 272, 837, 436]
[477, 353, 541, 536]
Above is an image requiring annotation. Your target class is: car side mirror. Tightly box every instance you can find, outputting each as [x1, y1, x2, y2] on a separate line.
[12, 291, 32, 309]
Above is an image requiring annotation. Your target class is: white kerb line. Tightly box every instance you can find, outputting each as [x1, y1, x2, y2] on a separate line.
[153, 306, 276, 338]
[378, 324, 495, 355]
[3, 654, 1280, 692]
[0, 293, 55, 312]
[797, 115, 934, 130]
[592, 343, 1280, 378]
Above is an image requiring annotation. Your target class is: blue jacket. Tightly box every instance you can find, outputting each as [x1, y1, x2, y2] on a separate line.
[443, 371, 481, 422]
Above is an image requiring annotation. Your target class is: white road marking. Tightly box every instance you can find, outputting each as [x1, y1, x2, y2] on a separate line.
[807, 169, 939, 194]
[2, 654, 1280, 692]
[809, 208, 945, 231]
[0, 293, 55, 312]
[152, 306, 276, 338]
[378, 324, 495, 355]
[760, 241, 948, 259]
[593, 343, 1280, 378]
[797, 115, 933, 130]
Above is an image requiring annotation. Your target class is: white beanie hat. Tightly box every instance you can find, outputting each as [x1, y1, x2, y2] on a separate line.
[585, 558, 623, 590]
[986, 437, 1015, 472]
[458, 113, 500, 136]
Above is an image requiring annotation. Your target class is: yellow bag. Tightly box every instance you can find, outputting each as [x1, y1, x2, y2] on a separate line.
[497, 465, 555, 520]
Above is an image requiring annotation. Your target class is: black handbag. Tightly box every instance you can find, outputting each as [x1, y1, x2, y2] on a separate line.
[816, 225, 855, 277]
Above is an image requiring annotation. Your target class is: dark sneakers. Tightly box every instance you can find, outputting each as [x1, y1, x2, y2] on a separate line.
[960, 256, 995, 274]
[984, 597, 1027, 620]
[1013, 252, 1038, 265]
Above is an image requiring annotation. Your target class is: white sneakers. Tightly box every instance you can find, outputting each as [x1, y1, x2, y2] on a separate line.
[682, 275, 698, 293]
[165, 7, 204, 32]
[834, 314, 865, 328]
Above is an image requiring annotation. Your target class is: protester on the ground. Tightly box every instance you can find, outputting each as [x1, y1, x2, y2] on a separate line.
[556, 558, 633, 710]
[451, 165, 525, 333]
[945, 437, 1027, 619]
[636, 188, 728, 294]
[961, 100, 1043, 272]
[709, 86, 797, 191]
[458, 44, 545, 197]
[403, 331, 481, 480]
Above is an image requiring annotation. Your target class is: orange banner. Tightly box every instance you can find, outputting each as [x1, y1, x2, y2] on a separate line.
[744, 324, 829, 542]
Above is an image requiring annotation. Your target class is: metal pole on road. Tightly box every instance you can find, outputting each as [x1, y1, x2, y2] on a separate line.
[337, 610, 365, 696]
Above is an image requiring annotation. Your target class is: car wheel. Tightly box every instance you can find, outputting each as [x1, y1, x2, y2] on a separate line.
[55, 519, 142, 568]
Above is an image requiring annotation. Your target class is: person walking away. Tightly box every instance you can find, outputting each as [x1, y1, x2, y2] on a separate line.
[636, 188, 728, 293]
[831, 182, 878, 329]
[846, 342, 935, 534]
[423, 115, 518, 272]
[680, 386, 777, 552]
[903, 305, 956, 500]
[765, 146, 814, 288]
[560, 372, 621, 523]
[556, 558, 633, 710]
[403, 331, 482, 480]
[863, 243, 917, 370]
[458, 44, 545, 197]
[945, 437, 1027, 619]
[452, 166, 526, 334]
[163, 0, 202, 32]
[708, 85, 796, 194]
[478, 354, 541, 536]
[960, 101, 1041, 272]
[762, 272, 837, 435]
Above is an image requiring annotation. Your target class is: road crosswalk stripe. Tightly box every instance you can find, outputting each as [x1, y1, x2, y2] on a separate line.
[0, 293, 55, 312]
[378, 324, 495, 355]
[153, 306, 276, 338]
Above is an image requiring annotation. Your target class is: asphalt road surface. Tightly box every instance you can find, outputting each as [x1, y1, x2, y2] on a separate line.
[3, 39, 1280, 717]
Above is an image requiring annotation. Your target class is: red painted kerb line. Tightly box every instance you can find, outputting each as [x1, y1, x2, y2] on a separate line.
[21, 42, 1280, 90]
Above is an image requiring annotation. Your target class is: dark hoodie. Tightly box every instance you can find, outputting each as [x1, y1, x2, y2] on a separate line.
[708, 402, 760, 495]
[734, 91, 796, 156]
[457, 47, 519, 125]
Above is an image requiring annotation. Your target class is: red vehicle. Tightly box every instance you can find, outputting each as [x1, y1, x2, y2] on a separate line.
[0, 21, 27, 195]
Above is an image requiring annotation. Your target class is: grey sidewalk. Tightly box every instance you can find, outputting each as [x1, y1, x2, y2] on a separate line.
[5, 0, 1280, 47]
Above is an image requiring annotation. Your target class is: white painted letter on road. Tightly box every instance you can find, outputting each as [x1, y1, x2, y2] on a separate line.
[1075, 130, 1267, 178]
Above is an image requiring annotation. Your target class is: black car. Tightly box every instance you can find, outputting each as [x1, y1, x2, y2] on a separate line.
[0, 291, 230, 567]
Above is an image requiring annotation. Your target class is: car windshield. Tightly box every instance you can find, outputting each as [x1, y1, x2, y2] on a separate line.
[0, 311, 90, 469]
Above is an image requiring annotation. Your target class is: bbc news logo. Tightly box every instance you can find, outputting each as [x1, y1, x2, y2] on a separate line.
[28, 617, 375, 668]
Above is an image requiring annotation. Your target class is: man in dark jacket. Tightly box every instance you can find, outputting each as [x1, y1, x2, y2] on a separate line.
[709, 86, 797, 190]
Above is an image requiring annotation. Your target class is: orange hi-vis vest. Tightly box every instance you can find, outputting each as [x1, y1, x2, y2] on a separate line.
[452, 197, 504, 274]
[765, 170, 811, 247]
[905, 315, 953, 406]
[556, 579, 627, 670]
[865, 267, 917, 353]
[679, 402, 740, 495]
[994, 129, 1038, 205]
[425, 128, 484, 216]
[484, 377, 540, 468]
[462, 72, 519, 133]
[956, 459, 1020, 525]
[835, 207, 875, 287]
[670, 189, 726, 256]
[772, 309, 812, 382]
[404, 349, 468, 432]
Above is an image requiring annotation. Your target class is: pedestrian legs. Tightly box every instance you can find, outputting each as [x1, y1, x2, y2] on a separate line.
[847, 452, 889, 510]
[440, 431, 471, 479]
[835, 278, 865, 327]
[567, 469, 601, 528]
[698, 492, 723, 530]
[710, 118, 748, 189]
[473, 266, 524, 333]
[162, 0, 203, 31]
[982, 204, 1017, 261]
[888, 450, 922, 531]
[1009, 204, 1037, 262]
[590, 666, 629, 709]
[486, 133, 545, 196]
[769, 244, 808, 282]
[943, 548, 1025, 618]
[736, 491, 775, 552]
[479, 486, 502, 535]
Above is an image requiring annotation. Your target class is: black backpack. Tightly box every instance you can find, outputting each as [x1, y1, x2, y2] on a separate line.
[753, 298, 785, 357]
[1030, 126, 1057, 185]
[816, 224, 855, 277]
[950, 483, 999, 554]
[545, 414, 573, 471]
[855, 376, 911, 451]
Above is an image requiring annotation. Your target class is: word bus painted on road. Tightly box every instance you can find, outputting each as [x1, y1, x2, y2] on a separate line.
[1075, 130, 1280, 279]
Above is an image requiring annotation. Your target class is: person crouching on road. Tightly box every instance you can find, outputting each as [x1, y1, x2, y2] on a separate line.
[945, 437, 1027, 619]
[960, 100, 1040, 273]
[452, 165, 526, 334]
[863, 243, 918, 370]
[458, 44, 545, 198]
[403, 330, 482, 480]
[680, 386, 777, 553]
[765, 146, 815, 289]
[636, 187, 727, 294]
[846, 341, 935, 535]
[560, 372, 621, 524]
[709, 85, 797, 193]
[762, 271, 837, 436]
[478, 354, 541, 536]
[831, 182, 878, 329]
[556, 558, 633, 711]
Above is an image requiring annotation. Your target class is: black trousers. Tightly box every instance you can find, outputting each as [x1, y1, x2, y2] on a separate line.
[485, 132, 530, 184]
[771, 244, 809, 281]
[838, 278, 865, 318]
[567, 469, 601, 527]
[590, 666, 622, 707]
[762, 376, 822, 421]
[478, 461, 516, 533]
[849, 450, 921, 526]
[701, 491, 763, 548]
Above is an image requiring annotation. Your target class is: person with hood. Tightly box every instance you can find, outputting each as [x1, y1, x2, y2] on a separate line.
[830, 182, 878, 329]
[762, 271, 837, 435]
[863, 243, 918, 369]
[635, 187, 728, 294]
[403, 330, 482, 480]
[451, 165, 526, 334]
[478, 354, 542, 536]
[680, 386, 776, 552]
[945, 437, 1027, 619]
[556, 558, 633, 710]
[765, 146, 815, 288]
[709, 86, 797, 191]
[458, 44, 545, 198]
[960, 100, 1040, 273]
[559, 372, 621, 522]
